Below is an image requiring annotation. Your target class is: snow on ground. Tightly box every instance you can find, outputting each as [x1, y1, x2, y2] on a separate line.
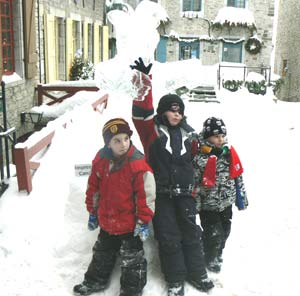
[1, 69, 300, 296]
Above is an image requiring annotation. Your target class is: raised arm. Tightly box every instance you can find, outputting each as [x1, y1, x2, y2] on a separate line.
[131, 58, 157, 158]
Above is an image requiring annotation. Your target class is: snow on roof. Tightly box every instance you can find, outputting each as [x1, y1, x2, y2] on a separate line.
[213, 7, 256, 28]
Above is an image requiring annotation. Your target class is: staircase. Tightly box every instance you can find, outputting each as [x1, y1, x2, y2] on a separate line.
[188, 85, 220, 103]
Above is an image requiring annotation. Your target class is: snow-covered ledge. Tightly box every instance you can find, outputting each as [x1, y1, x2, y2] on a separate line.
[180, 11, 202, 18]
[213, 7, 256, 28]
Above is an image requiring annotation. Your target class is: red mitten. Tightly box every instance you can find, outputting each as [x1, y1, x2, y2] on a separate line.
[229, 146, 243, 179]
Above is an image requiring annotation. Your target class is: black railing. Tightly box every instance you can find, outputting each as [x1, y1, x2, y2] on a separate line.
[218, 64, 272, 89]
[0, 81, 17, 196]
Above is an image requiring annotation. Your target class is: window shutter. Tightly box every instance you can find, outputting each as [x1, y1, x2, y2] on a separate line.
[83, 22, 88, 60]
[66, 18, 74, 80]
[93, 23, 100, 64]
[44, 14, 57, 83]
[23, 0, 37, 79]
[102, 26, 109, 61]
[0, 29, 3, 81]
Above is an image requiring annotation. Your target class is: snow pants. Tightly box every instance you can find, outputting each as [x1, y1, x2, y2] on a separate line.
[200, 205, 233, 265]
[84, 229, 147, 294]
[152, 194, 207, 283]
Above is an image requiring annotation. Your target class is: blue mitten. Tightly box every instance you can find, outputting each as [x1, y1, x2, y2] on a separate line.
[88, 214, 98, 231]
[134, 223, 150, 242]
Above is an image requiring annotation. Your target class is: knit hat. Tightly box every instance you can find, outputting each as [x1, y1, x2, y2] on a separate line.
[203, 117, 227, 139]
[102, 118, 133, 145]
[156, 94, 185, 115]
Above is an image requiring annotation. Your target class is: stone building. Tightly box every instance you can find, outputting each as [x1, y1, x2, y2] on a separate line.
[119, 0, 274, 68]
[274, 0, 300, 101]
[0, 0, 108, 139]
[0, 0, 276, 140]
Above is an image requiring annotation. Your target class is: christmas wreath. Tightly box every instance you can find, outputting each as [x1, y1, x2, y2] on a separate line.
[245, 37, 262, 55]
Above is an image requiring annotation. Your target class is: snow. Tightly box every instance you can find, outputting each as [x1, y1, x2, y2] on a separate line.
[213, 7, 256, 27]
[1, 62, 300, 295]
[1, 1, 299, 295]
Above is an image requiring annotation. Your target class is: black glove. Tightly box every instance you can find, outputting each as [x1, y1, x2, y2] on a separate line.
[130, 57, 153, 75]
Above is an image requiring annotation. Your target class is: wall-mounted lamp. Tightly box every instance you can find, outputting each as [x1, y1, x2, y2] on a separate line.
[20, 112, 43, 124]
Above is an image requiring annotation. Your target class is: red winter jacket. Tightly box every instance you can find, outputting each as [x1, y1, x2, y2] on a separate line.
[85, 144, 156, 235]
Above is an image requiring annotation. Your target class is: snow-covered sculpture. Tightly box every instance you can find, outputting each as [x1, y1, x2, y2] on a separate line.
[94, 0, 168, 99]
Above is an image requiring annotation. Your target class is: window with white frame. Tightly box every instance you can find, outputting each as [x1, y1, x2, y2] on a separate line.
[182, 0, 202, 12]
[227, 0, 246, 8]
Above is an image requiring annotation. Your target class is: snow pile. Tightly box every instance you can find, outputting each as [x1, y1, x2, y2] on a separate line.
[2, 82, 300, 296]
[213, 7, 256, 27]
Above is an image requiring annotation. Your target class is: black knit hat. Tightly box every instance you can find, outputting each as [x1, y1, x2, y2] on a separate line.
[156, 94, 185, 115]
[203, 117, 227, 139]
[102, 118, 133, 145]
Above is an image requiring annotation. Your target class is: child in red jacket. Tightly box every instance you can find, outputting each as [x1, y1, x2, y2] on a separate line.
[74, 118, 156, 296]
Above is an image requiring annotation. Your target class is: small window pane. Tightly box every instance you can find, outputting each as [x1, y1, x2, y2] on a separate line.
[227, 0, 246, 8]
[1, 0, 15, 74]
[183, 0, 201, 12]
[223, 43, 242, 63]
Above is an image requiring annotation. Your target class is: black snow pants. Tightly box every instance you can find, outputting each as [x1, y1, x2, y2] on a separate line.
[152, 194, 207, 283]
[200, 205, 233, 265]
[84, 229, 147, 294]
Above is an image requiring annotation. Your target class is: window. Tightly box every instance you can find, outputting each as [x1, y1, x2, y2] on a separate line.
[227, 0, 246, 8]
[282, 59, 288, 77]
[179, 41, 200, 60]
[88, 24, 93, 61]
[73, 21, 80, 55]
[182, 0, 202, 11]
[0, 0, 14, 75]
[222, 41, 242, 63]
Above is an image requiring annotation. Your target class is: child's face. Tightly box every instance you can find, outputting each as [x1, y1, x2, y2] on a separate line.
[164, 110, 183, 126]
[108, 133, 130, 158]
[206, 134, 226, 148]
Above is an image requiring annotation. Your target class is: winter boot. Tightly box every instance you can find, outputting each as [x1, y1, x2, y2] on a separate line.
[187, 274, 214, 292]
[207, 257, 222, 273]
[119, 288, 142, 296]
[167, 281, 184, 296]
[73, 280, 108, 296]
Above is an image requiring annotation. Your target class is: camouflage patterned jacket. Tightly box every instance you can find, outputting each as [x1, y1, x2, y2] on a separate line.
[193, 138, 248, 212]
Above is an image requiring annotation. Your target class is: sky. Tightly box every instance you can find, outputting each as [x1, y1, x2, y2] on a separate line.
[1, 1, 299, 296]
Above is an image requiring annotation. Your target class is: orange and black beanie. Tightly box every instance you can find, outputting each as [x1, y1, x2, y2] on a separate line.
[102, 118, 133, 145]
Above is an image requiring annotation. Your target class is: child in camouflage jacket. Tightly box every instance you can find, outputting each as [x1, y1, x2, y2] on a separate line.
[193, 117, 248, 273]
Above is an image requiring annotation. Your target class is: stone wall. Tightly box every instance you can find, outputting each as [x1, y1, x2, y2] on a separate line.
[2, 0, 106, 140]
[159, 0, 274, 66]
[275, 0, 300, 101]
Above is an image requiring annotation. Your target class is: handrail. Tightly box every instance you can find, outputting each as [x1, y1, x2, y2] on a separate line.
[0, 81, 17, 195]
[37, 82, 99, 106]
[218, 64, 272, 89]
[14, 92, 108, 193]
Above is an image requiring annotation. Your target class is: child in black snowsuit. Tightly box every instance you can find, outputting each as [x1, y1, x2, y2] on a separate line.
[193, 117, 248, 273]
[130, 58, 214, 296]
[73, 118, 156, 296]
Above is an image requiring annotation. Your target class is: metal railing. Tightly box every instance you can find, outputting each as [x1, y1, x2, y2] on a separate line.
[0, 81, 17, 196]
[218, 64, 272, 89]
